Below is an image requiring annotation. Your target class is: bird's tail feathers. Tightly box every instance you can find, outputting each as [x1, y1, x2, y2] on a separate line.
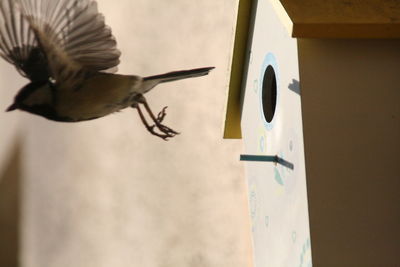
[140, 67, 214, 93]
[143, 67, 214, 84]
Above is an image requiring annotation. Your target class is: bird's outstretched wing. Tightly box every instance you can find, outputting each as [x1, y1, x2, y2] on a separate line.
[0, 0, 121, 85]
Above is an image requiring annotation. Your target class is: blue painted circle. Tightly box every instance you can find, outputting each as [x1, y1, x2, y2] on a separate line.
[259, 53, 280, 131]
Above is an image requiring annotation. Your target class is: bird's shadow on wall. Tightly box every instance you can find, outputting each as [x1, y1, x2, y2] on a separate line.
[0, 137, 22, 267]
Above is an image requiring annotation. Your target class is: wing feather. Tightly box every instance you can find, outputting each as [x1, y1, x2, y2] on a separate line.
[0, 0, 121, 84]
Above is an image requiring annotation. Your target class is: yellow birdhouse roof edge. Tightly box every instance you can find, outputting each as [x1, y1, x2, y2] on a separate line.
[223, 0, 254, 139]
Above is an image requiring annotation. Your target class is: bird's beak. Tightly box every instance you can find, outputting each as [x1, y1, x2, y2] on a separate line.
[6, 103, 18, 112]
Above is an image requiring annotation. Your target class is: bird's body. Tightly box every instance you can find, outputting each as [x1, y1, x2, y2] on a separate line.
[25, 73, 143, 122]
[0, 0, 213, 139]
[57, 73, 142, 121]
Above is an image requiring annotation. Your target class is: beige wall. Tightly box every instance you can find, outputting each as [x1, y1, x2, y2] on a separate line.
[0, 1, 253, 267]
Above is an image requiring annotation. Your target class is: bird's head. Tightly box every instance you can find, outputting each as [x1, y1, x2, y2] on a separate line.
[6, 81, 55, 117]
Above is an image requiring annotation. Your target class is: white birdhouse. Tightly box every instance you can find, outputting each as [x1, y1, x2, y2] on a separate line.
[224, 0, 400, 266]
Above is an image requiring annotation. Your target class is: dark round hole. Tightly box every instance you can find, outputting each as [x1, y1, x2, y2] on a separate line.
[262, 65, 277, 123]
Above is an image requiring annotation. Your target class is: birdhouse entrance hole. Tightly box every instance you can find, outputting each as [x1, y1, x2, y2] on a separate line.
[262, 65, 277, 123]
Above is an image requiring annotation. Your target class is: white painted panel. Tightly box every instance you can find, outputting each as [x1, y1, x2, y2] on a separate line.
[241, 1, 311, 266]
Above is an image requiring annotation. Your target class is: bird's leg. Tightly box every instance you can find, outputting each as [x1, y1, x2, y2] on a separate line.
[132, 103, 174, 140]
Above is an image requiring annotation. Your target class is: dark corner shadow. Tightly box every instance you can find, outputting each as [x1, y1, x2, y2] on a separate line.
[0, 137, 22, 267]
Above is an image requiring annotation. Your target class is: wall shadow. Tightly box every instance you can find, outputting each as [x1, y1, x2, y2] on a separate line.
[0, 138, 22, 267]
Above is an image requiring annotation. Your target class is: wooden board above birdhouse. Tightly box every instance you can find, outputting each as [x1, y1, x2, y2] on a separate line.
[282, 0, 400, 38]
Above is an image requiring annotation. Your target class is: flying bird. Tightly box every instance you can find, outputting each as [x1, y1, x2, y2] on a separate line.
[0, 0, 214, 140]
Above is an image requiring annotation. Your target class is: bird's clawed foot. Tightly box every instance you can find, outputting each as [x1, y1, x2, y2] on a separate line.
[133, 96, 180, 140]
[146, 107, 179, 140]
[156, 106, 168, 123]
[145, 124, 177, 140]
[149, 106, 179, 140]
